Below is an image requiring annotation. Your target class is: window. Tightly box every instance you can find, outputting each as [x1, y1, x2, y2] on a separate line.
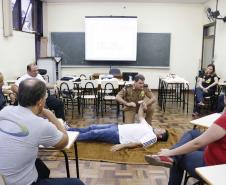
[21, 0, 33, 32]
[11, 0, 21, 30]
[11, 0, 42, 34]
[11, 0, 43, 59]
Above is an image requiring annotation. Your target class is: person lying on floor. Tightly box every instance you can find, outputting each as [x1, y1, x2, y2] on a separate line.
[68, 103, 168, 151]
[144, 100, 226, 185]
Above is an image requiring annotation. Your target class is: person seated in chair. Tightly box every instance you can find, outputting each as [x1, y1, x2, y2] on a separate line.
[11, 63, 69, 127]
[0, 79, 84, 185]
[68, 103, 168, 151]
[0, 72, 16, 110]
[145, 100, 226, 185]
[216, 94, 226, 113]
[193, 64, 219, 116]
[116, 74, 156, 125]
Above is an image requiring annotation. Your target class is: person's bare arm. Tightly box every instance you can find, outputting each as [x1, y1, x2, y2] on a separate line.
[205, 76, 219, 91]
[157, 124, 226, 157]
[40, 109, 68, 149]
[137, 102, 146, 122]
[197, 77, 204, 89]
[110, 142, 142, 152]
[11, 84, 19, 94]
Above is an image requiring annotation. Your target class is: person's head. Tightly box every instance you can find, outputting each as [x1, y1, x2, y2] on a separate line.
[18, 79, 47, 113]
[153, 128, 169, 141]
[0, 72, 4, 88]
[205, 64, 215, 75]
[134, 74, 145, 90]
[27, 63, 39, 77]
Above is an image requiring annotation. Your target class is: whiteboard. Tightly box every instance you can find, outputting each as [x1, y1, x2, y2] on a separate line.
[85, 16, 137, 61]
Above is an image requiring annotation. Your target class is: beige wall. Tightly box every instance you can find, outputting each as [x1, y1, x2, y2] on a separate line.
[45, 2, 204, 88]
[0, 0, 35, 80]
[214, 0, 226, 81]
[203, 0, 226, 81]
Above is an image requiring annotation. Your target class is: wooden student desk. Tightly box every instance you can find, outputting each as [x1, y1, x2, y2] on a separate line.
[190, 113, 221, 128]
[40, 131, 80, 178]
[195, 164, 226, 185]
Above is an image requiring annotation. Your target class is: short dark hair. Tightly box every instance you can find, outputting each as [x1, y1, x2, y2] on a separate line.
[207, 64, 216, 74]
[27, 63, 36, 72]
[18, 79, 47, 107]
[157, 129, 169, 142]
[134, 74, 145, 82]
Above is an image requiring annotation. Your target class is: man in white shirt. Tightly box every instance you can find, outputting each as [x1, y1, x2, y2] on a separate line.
[0, 79, 84, 185]
[69, 104, 168, 151]
[11, 63, 66, 121]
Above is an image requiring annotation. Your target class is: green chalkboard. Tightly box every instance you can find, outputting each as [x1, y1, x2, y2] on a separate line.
[51, 32, 170, 67]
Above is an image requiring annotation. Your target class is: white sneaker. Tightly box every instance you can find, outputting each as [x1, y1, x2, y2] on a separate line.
[63, 121, 71, 130]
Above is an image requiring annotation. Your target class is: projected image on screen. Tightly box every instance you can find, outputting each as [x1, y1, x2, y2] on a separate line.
[85, 16, 137, 61]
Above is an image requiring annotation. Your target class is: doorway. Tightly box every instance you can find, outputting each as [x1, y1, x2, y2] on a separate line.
[201, 22, 216, 69]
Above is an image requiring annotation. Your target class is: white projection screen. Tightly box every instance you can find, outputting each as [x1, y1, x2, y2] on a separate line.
[85, 16, 137, 61]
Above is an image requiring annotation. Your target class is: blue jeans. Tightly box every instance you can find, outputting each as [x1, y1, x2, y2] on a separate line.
[168, 130, 206, 185]
[194, 87, 215, 113]
[195, 87, 205, 103]
[217, 94, 225, 113]
[68, 124, 120, 144]
[33, 178, 84, 185]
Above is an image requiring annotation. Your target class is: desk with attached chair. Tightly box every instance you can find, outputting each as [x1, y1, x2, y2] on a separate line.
[195, 164, 226, 185]
[39, 130, 80, 179]
[190, 113, 221, 129]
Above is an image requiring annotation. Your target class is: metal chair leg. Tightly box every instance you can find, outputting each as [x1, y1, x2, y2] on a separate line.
[74, 142, 80, 179]
[60, 150, 70, 178]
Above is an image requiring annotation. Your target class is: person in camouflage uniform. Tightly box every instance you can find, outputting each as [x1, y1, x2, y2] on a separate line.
[116, 74, 156, 125]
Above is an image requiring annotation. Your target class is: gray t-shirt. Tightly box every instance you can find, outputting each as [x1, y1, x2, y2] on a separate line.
[0, 106, 63, 185]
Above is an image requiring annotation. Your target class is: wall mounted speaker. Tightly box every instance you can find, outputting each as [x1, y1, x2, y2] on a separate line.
[2, 0, 13, 37]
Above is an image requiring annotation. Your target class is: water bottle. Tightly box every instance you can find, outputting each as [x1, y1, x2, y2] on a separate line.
[129, 75, 132, 81]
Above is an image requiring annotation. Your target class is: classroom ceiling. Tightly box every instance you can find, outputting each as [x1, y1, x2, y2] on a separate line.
[42, 0, 209, 4]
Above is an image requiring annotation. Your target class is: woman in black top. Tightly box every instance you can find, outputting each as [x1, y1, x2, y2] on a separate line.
[193, 64, 219, 115]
